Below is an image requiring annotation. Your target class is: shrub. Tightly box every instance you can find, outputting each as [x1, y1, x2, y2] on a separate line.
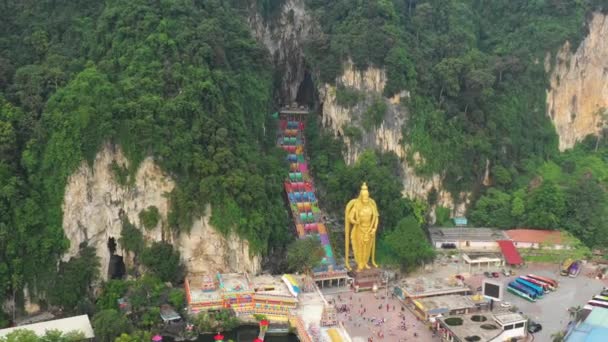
[445, 317, 463, 326]
[139, 206, 160, 230]
[481, 324, 498, 330]
[471, 315, 487, 322]
[335, 85, 362, 108]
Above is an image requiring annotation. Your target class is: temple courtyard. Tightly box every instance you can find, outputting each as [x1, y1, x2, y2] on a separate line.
[325, 291, 438, 342]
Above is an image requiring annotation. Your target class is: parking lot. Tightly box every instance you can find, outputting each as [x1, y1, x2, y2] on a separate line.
[420, 258, 607, 340]
[463, 263, 605, 341]
[501, 264, 605, 340]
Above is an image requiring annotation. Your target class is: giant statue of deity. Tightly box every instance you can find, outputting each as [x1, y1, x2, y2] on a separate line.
[345, 182, 379, 271]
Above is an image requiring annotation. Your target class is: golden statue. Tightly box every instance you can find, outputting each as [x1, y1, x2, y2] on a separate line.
[345, 183, 379, 271]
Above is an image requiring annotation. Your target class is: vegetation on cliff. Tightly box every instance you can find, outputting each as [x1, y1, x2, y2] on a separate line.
[0, 0, 288, 322]
[304, 0, 608, 250]
[2, 0, 608, 327]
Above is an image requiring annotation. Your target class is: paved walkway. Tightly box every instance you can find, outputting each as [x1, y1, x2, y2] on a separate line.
[326, 291, 439, 342]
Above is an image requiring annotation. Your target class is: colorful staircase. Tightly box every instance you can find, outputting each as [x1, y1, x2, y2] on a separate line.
[277, 115, 343, 274]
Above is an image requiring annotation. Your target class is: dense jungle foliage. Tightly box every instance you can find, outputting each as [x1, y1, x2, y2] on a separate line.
[304, 0, 608, 253]
[2, 0, 608, 328]
[0, 0, 289, 324]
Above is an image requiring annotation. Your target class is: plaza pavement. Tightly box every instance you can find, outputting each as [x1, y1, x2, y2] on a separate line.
[326, 290, 439, 342]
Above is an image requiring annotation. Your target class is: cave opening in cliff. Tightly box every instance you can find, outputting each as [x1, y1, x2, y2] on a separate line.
[107, 237, 117, 254]
[107, 237, 125, 279]
[108, 254, 126, 279]
[295, 70, 315, 108]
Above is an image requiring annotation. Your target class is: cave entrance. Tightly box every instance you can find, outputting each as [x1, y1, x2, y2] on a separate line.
[107, 237, 117, 254]
[295, 70, 315, 108]
[108, 255, 126, 279]
[107, 237, 125, 279]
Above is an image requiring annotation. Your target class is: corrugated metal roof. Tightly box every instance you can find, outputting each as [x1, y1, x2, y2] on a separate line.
[428, 227, 507, 243]
[497, 240, 523, 265]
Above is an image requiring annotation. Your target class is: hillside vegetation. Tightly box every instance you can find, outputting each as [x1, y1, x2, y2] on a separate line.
[1, 0, 608, 327]
[305, 0, 608, 252]
[0, 0, 288, 323]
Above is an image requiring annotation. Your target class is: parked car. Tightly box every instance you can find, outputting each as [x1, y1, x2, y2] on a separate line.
[492, 272, 500, 278]
[476, 286, 482, 292]
[528, 321, 542, 333]
[502, 269, 512, 276]
[484, 272, 492, 278]
[500, 301, 512, 308]
[455, 274, 465, 281]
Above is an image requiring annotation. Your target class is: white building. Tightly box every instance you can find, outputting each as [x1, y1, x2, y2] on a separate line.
[505, 229, 570, 249]
[462, 253, 504, 273]
[429, 227, 507, 251]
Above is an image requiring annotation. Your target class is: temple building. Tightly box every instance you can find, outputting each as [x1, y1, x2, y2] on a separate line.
[250, 274, 299, 321]
[185, 272, 301, 321]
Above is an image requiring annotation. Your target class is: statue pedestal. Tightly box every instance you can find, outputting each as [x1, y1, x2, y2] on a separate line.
[350, 268, 383, 292]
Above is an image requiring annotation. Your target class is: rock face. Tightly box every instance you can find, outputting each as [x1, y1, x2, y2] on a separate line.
[547, 13, 608, 151]
[248, 0, 315, 104]
[318, 61, 469, 217]
[62, 144, 260, 281]
[247, 1, 468, 216]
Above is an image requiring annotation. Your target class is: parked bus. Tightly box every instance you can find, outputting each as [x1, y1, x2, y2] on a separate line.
[587, 300, 608, 309]
[507, 282, 537, 302]
[515, 277, 544, 298]
[527, 274, 558, 290]
[568, 260, 582, 278]
[560, 258, 574, 276]
[520, 276, 552, 293]
[592, 295, 608, 303]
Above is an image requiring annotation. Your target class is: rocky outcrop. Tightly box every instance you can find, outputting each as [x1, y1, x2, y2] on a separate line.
[319, 61, 469, 217]
[547, 13, 608, 151]
[248, 0, 316, 104]
[247, 1, 467, 216]
[62, 144, 259, 281]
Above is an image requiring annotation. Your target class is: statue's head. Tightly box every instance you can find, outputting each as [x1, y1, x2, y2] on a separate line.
[360, 182, 369, 203]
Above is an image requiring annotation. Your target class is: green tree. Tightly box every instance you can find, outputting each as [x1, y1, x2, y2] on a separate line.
[140, 242, 184, 283]
[40, 330, 85, 342]
[470, 189, 514, 228]
[138, 206, 160, 230]
[97, 280, 129, 311]
[48, 244, 100, 312]
[564, 177, 608, 247]
[92, 309, 132, 342]
[0, 330, 38, 342]
[114, 331, 152, 342]
[286, 237, 324, 274]
[525, 181, 565, 229]
[381, 216, 434, 271]
[119, 220, 144, 254]
[168, 288, 185, 312]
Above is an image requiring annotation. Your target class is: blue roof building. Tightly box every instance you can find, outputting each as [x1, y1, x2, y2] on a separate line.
[566, 307, 608, 342]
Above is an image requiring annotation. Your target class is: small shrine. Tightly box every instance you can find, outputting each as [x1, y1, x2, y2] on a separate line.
[320, 304, 337, 327]
[201, 274, 216, 292]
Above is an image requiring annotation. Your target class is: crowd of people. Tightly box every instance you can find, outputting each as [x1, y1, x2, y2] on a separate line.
[329, 291, 431, 341]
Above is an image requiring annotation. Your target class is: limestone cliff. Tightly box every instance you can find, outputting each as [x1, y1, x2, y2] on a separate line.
[318, 61, 469, 218]
[62, 144, 260, 281]
[247, 0, 467, 217]
[547, 13, 608, 151]
[248, 0, 316, 104]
